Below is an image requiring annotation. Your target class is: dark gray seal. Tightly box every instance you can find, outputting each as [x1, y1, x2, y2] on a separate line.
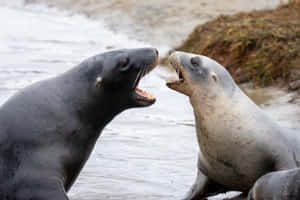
[166, 51, 300, 199]
[248, 167, 300, 200]
[0, 48, 158, 200]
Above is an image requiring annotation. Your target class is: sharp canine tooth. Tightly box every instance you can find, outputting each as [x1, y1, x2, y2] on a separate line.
[149, 93, 153, 99]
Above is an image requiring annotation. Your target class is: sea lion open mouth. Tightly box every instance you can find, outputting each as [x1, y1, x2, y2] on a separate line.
[166, 55, 185, 87]
[167, 67, 185, 86]
[133, 62, 157, 106]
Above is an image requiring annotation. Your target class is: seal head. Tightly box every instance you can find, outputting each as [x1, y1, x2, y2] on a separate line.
[83, 48, 158, 109]
[166, 51, 236, 99]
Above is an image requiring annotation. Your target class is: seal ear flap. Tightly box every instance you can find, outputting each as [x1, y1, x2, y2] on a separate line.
[95, 76, 103, 88]
[210, 72, 218, 83]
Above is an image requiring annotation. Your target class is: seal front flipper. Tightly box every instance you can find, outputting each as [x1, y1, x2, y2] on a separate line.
[183, 156, 230, 200]
[183, 170, 229, 200]
[182, 169, 209, 200]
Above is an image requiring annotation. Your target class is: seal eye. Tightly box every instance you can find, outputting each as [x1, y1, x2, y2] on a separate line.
[211, 72, 218, 82]
[119, 57, 130, 71]
[191, 56, 201, 67]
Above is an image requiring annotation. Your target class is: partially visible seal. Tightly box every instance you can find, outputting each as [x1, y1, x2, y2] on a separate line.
[0, 48, 158, 200]
[166, 51, 300, 199]
[248, 168, 300, 200]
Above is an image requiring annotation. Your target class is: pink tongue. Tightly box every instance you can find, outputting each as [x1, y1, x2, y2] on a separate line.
[136, 88, 154, 99]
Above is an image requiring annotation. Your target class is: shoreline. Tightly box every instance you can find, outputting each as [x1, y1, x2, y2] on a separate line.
[26, 0, 287, 47]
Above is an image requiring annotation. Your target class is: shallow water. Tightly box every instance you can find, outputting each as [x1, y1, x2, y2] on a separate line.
[0, 2, 299, 200]
[27, 0, 289, 46]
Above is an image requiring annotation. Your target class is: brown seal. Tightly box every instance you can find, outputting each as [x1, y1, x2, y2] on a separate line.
[167, 51, 300, 199]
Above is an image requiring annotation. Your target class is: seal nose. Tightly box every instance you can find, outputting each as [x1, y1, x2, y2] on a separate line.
[168, 50, 175, 56]
[153, 48, 159, 57]
[152, 48, 159, 66]
[169, 51, 180, 62]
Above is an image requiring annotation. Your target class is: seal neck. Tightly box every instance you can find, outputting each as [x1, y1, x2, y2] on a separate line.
[77, 94, 124, 130]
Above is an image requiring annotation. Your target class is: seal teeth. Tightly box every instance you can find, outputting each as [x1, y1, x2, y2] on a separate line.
[133, 64, 157, 105]
[174, 66, 183, 81]
[135, 88, 154, 99]
[169, 58, 183, 81]
[166, 63, 184, 86]
[132, 69, 143, 89]
[133, 65, 153, 90]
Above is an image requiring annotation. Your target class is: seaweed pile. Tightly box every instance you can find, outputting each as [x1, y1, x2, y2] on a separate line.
[172, 2, 300, 88]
